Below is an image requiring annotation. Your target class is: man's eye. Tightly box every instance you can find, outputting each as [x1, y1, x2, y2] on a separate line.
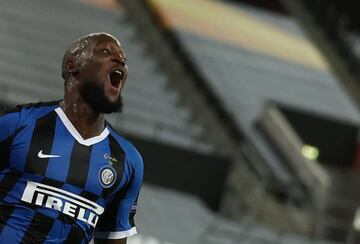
[101, 49, 111, 54]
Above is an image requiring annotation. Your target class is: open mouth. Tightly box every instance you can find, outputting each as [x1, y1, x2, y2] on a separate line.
[109, 69, 125, 89]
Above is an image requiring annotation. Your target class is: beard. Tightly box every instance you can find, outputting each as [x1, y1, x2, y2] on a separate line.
[80, 80, 123, 114]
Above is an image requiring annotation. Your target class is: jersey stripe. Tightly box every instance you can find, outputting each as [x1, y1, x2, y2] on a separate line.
[64, 225, 85, 244]
[84, 138, 110, 196]
[56, 211, 77, 226]
[40, 177, 66, 189]
[97, 165, 135, 231]
[46, 220, 72, 243]
[0, 170, 22, 199]
[79, 190, 99, 204]
[13, 123, 36, 172]
[0, 204, 15, 235]
[66, 142, 92, 189]
[20, 212, 56, 243]
[45, 117, 75, 182]
[101, 135, 125, 200]
[25, 111, 57, 176]
[0, 126, 25, 171]
[0, 207, 35, 243]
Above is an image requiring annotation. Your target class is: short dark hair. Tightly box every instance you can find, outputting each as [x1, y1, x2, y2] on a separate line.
[61, 36, 91, 86]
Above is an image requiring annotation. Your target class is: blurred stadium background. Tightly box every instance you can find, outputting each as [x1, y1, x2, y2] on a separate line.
[1, 0, 360, 243]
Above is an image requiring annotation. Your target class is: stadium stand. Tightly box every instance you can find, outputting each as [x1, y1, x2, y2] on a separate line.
[141, 0, 360, 186]
[123, 0, 360, 242]
[132, 184, 339, 244]
[281, 0, 360, 118]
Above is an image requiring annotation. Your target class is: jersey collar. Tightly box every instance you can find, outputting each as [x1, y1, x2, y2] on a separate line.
[54, 107, 109, 146]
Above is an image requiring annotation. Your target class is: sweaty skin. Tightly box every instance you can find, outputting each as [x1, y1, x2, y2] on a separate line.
[60, 33, 127, 140]
[61, 33, 128, 244]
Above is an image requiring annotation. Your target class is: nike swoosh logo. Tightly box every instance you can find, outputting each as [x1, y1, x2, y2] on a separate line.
[38, 150, 60, 158]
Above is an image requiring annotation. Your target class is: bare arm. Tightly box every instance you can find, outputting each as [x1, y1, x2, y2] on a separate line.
[94, 238, 127, 244]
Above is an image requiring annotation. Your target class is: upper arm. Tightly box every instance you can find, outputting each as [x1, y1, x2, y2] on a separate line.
[94, 150, 144, 240]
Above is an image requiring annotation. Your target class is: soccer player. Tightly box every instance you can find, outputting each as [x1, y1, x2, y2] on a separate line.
[0, 33, 144, 244]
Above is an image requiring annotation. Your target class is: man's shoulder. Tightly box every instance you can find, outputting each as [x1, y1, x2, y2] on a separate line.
[1, 100, 60, 128]
[1, 100, 60, 116]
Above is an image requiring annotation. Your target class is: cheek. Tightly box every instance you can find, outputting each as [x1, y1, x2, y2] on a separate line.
[81, 62, 106, 81]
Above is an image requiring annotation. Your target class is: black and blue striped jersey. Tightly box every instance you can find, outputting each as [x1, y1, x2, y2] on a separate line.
[0, 101, 144, 243]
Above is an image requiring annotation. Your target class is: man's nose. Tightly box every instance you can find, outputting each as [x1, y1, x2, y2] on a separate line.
[111, 53, 126, 66]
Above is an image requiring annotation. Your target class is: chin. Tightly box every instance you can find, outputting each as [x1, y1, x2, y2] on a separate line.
[80, 81, 123, 114]
[99, 96, 123, 114]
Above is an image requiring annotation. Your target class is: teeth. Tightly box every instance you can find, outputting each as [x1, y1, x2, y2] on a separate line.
[114, 70, 123, 77]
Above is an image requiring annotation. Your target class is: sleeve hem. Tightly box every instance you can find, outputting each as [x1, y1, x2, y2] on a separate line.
[94, 227, 137, 239]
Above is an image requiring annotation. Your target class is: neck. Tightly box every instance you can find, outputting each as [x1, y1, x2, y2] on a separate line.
[60, 94, 105, 140]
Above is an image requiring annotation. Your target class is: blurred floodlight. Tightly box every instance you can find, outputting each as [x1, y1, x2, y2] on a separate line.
[353, 208, 360, 231]
[301, 145, 319, 161]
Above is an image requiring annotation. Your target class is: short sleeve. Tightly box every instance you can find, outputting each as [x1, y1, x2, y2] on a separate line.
[94, 151, 144, 240]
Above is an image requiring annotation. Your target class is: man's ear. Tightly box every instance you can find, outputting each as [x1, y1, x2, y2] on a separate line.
[65, 60, 80, 77]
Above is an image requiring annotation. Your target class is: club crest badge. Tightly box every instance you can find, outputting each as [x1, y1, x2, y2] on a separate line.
[99, 166, 117, 188]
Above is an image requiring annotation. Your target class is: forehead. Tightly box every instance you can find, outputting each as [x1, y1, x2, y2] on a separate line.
[93, 35, 122, 49]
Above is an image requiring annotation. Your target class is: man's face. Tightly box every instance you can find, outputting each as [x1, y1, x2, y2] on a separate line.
[76, 34, 128, 114]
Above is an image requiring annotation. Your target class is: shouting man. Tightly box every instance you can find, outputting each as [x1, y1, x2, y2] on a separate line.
[0, 33, 143, 244]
